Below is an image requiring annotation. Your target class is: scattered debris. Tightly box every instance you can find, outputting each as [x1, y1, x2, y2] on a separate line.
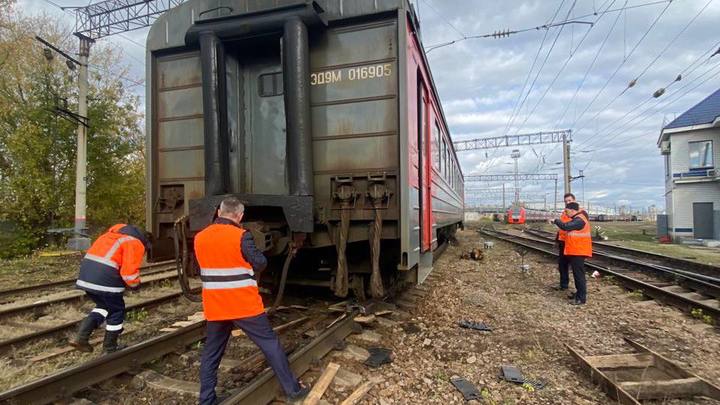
[339, 381, 374, 405]
[373, 309, 393, 317]
[353, 314, 376, 325]
[591, 270, 601, 278]
[500, 365, 546, 390]
[458, 320, 492, 332]
[450, 376, 482, 401]
[483, 241, 494, 249]
[460, 248, 484, 261]
[401, 322, 421, 334]
[304, 362, 340, 405]
[364, 347, 393, 368]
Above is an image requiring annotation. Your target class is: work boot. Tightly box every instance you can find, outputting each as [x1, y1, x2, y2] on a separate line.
[69, 317, 96, 352]
[102, 330, 127, 353]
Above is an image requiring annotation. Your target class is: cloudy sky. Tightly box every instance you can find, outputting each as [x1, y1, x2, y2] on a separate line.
[18, 0, 720, 212]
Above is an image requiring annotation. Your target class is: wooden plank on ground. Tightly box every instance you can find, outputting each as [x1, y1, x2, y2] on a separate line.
[586, 353, 655, 370]
[137, 369, 200, 397]
[340, 381, 374, 405]
[303, 362, 340, 405]
[565, 344, 641, 405]
[619, 377, 705, 400]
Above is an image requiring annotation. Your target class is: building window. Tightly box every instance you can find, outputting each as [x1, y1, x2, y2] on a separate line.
[689, 140, 713, 169]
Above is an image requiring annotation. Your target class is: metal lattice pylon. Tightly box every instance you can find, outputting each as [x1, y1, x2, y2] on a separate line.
[73, 0, 186, 39]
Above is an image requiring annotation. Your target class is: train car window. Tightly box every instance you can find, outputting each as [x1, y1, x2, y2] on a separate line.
[258, 72, 283, 97]
[433, 123, 441, 169]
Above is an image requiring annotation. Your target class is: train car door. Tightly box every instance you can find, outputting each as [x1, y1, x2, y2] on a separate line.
[418, 79, 432, 252]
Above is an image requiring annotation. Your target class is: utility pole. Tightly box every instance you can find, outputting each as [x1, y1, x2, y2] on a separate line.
[67, 33, 93, 251]
[511, 149, 520, 207]
[554, 178, 558, 212]
[562, 131, 571, 195]
[579, 169, 585, 204]
[502, 183, 506, 210]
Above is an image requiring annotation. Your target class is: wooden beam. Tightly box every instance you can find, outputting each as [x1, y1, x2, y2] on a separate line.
[340, 381, 374, 405]
[619, 378, 704, 400]
[586, 353, 655, 370]
[565, 344, 641, 405]
[624, 338, 720, 400]
[303, 362, 340, 405]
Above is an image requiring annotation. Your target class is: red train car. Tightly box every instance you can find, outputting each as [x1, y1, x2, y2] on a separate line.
[506, 207, 526, 224]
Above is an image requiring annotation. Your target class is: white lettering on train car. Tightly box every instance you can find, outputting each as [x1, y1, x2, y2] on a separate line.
[310, 64, 392, 86]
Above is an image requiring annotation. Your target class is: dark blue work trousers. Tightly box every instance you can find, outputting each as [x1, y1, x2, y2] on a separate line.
[85, 292, 126, 332]
[557, 242, 570, 289]
[568, 256, 587, 303]
[199, 313, 299, 405]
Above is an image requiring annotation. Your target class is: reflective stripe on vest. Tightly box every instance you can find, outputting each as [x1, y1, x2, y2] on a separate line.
[200, 267, 256, 290]
[83, 236, 136, 269]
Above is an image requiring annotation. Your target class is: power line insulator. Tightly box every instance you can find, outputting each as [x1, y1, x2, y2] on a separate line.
[627, 78, 637, 88]
[712, 47, 720, 58]
[653, 88, 666, 98]
[674, 74, 681, 82]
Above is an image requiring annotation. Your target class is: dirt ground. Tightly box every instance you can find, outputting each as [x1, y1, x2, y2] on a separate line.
[0, 251, 81, 289]
[307, 229, 720, 405]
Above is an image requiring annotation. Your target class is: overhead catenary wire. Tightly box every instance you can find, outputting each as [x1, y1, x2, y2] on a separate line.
[578, 59, 720, 171]
[578, 41, 720, 151]
[512, 0, 624, 135]
[503, 0, 580, 136]
[567, 0, 674, 132]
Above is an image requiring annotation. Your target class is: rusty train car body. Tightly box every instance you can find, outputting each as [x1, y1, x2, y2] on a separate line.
[145, 0, 463, 296]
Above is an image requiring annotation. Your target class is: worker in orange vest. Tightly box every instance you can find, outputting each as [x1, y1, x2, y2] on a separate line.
[553, 193, 577, 291]
[70, 224, 150, 353]
[195, 197, 308, 404]
[550, 202, 592, 305]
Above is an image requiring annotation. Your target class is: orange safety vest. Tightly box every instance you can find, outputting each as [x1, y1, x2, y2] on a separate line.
[564, 214, 592, 257]
[557, 212, 571, 242]
[76, 224, 146, 295]
[194, 223, 265, 321]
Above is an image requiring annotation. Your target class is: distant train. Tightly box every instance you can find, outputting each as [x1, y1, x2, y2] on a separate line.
[506, 207, 558, 224]
[590, 214, 639, 222]
[506, 207, 525, 224]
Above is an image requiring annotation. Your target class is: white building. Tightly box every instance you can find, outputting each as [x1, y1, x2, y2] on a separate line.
[658, 88, 720, 240]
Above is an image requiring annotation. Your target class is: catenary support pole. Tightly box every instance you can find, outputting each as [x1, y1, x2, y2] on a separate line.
[68, 33, 93, 251]
[562, 132, 572, 196]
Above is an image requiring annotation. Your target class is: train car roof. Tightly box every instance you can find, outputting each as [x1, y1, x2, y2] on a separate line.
[147, 0, 406, 51]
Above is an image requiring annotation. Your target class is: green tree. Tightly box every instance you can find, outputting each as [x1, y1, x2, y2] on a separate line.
[0, 6, 145, 257]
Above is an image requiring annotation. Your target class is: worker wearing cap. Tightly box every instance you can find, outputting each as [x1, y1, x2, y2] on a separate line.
[194, 197, 308, 404]
[553, 193, 576, 291]
[70, 224, 151, 353]
[550, 202, 592, 305]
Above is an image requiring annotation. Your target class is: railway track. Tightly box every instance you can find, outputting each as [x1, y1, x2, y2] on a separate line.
[525, 228, 720, 279]
[0, 303, 363, 405]
[479, 228, 720, 324]
[0, 267, 178, 320]
[0, 260, 175, 304]
[0, 289, 191, 355]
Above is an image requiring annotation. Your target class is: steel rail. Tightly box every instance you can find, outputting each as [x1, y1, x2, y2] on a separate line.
[221, 309, 362, 405]
[479, 229, 720, 323]
[496, 230, 720, 296]
[0, 320, 207, 405]
[525, 228, 720, 279]
[0, 290, 188, 354]
[0, 269, 179, 320]
[0, 260, 175, 302]
[0, 308, 362, 405]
